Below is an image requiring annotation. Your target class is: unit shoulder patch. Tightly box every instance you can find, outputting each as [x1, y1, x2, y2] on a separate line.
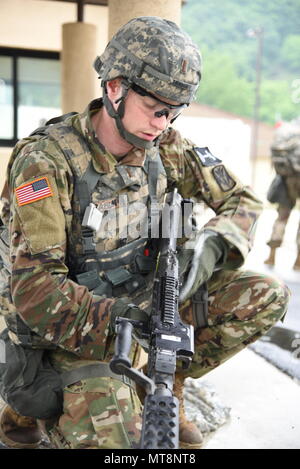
[212, 165, 236, 192]
[194, 147, 222, 166]
[15, 176, 53, 206]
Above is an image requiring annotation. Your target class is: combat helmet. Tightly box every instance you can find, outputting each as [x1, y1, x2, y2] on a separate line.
[94, 16, 202, 149]
[271, 118, 300, 175]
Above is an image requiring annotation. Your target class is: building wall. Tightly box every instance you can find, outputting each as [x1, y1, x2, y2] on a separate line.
[0, 0, 108, 52]
[183, 102, 274, 161]
[0, 0, 108, 194]
[182, 102, 275, 198]
[175, 114, 252, 183]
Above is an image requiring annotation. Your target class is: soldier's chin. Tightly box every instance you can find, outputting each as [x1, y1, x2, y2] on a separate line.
[122, 129, 158, 150]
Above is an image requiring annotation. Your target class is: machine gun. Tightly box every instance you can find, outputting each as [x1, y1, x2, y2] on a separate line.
[110, 189, 194, 449]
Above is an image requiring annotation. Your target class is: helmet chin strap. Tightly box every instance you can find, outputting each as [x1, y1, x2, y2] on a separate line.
[102, 81, 157, 150]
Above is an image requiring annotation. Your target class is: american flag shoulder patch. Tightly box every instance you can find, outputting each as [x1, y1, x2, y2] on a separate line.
[15, 176, 53, 206]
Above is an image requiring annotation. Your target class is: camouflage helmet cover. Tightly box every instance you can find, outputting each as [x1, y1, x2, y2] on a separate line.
[271, 119, 300, 156]
[94, 16, 202, 103]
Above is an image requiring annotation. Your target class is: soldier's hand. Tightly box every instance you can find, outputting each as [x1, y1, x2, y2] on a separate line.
[179, 230, 229, 302]
[109, 297, 149, 334]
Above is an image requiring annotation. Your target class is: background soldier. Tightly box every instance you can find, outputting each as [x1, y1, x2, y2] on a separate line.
[265, 119, 300, 269]
[0, 17, 289, 449]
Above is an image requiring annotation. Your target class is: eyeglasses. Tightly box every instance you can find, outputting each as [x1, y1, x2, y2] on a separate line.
[131, 83, 188, 121]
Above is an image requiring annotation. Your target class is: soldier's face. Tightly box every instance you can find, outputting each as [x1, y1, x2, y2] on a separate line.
[108, 79, 182, 143]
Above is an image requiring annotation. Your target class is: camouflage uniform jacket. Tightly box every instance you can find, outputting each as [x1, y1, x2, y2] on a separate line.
[0, 99, 263, 361]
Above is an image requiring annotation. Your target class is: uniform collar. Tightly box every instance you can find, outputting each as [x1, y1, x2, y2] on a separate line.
[75, 98, 147, 173]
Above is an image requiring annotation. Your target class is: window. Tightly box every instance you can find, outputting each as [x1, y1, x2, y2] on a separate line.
[0, 48, 61, 146]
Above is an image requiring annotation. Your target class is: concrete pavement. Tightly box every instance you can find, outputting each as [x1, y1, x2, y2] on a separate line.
[199, 207, 300, 449]
[189, 343, 300, 449]
[200, 348, 300, 449]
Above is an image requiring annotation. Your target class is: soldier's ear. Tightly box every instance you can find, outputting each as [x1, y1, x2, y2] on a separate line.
[106, 78, 122, 102]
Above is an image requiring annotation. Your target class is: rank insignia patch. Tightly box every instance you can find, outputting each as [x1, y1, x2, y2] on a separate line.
[212, 165, 236, 192]
[15, 177, 53, 206]
[194, 147, 222, 166]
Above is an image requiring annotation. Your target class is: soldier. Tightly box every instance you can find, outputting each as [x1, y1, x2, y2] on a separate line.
[0, 17, 289, 449]
[265, 119, 300, 269]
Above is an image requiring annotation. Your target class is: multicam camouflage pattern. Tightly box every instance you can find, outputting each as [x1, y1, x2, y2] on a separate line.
[267, 204, 300, 251]
[267, 119, 300, 250]
[48, 267, 290, 449]
[271, 119, 300, 176]
[48, 377, 142, 449]
[180, 269, 290, 380]
[1, 98, 265, 358]
[94, 16, 201, 103]
[0, 98, 290, 448]
[0, 225, 15, 318]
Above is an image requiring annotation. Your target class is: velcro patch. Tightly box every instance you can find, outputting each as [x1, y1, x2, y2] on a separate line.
[212, 165, 236, 192]
[194, 147, 222, 166]
[15, 177, 53, 206]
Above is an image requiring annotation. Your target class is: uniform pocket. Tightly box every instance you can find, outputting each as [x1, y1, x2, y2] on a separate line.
[61, 377, 142, 449]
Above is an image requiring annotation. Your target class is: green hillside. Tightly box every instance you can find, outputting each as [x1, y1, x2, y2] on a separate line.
[182, 0, 300, 124]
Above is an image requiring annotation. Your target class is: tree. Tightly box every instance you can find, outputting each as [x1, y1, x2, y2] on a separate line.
[260, 80, 300, 123]
[280, 35, 300, 73]
[182, 0, 300, 123]
[197, 49, 254, 118]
